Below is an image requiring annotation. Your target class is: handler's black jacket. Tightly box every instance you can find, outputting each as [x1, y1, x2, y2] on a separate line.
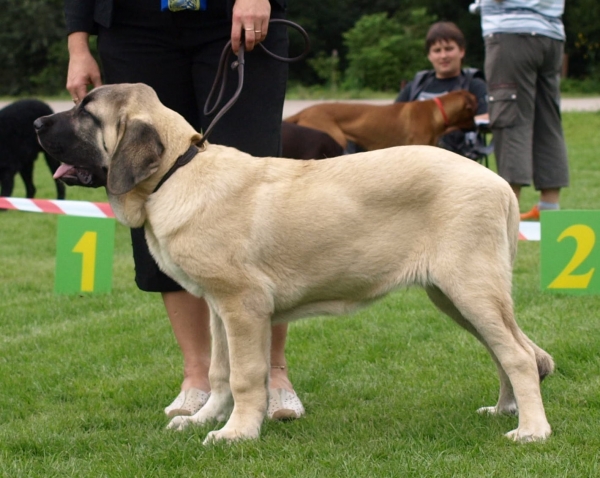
[64, 0, 287, 34]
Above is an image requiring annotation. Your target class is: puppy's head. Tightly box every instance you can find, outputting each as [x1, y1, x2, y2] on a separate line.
[35, 83, 196, 196]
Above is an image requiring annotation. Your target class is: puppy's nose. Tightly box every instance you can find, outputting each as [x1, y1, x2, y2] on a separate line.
[33, 116, 50, 132]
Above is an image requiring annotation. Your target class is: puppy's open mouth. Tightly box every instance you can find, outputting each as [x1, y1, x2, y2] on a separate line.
[53, 163, 106, 188]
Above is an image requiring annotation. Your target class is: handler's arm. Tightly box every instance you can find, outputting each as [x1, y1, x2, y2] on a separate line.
[67, 32, 103, 102]
[64, 0, 102, 102]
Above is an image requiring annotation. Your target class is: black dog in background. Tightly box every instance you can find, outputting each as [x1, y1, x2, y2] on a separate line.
[0, 99, 65, 199]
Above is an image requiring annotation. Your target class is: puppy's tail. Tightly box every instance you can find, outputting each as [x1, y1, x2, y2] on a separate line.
[524, 335, 555, 381]
[506, 187, 554, 381]
[514, 322, 554, 381]
[536, 346, 555, 382]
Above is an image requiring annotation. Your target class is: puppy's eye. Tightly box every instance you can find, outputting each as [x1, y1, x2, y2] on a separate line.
[80, 108, 102, 128]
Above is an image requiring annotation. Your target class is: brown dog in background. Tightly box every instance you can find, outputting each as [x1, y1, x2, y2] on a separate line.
[284, 90, 477, 151]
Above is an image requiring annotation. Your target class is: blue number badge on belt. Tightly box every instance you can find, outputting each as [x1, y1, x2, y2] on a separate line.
[161, 0, 207, 11]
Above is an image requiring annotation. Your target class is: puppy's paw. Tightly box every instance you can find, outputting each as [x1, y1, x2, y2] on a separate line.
[505, 424, 551, 443]
[202, 425, 260, 445]
[166, 415, 194, 431]
[477, 403, 518, 416]
[166, 405, 225, 431]
[195, 395, 233, 423]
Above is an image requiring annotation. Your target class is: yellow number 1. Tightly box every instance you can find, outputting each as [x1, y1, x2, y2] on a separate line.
[548, 224, 595, 289]
[73, 231, 98, 292]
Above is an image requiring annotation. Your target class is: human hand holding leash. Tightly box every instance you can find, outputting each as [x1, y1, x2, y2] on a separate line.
[66, 32, 103, 104]
[231, 0, 270, 54]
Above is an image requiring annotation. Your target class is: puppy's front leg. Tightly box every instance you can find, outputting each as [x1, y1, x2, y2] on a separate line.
[167, 309, 233, 430]
[204, 296, 272, 444]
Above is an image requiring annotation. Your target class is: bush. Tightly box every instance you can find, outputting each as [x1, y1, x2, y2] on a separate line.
[29, 39, 69, 96]
[0, 0, 66, 96]
[342, 9, 435, 92]
[307, 50, 341, 91]
[560, 77, 600, 95]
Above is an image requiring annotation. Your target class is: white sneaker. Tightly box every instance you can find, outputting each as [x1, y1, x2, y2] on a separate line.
[164, 388, 210, 418]
[268, 388, 305, 420]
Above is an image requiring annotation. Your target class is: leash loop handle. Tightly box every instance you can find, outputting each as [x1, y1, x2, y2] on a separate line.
[153, 20, 309, 193]
[199, 19, 310, 147]
[256, 19, 311, 63]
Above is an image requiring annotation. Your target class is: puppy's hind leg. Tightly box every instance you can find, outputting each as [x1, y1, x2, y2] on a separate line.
[425, 285, 517, 416]
[477, 330, 554, 418]
[427, 277, 552, 442]
[167, 309, 234, 431]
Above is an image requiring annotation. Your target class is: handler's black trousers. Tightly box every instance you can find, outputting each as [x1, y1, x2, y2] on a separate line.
[97, 0, 289, 291]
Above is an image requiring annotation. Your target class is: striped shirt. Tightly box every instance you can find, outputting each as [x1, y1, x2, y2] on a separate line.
[480, 0, 565, 41]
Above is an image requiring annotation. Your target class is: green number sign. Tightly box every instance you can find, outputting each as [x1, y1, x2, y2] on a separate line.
[55, 216, 116, 294]
[541, 210, 600, 294]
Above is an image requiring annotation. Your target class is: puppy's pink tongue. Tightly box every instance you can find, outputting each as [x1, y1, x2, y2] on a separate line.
[53, 163, 75, 179]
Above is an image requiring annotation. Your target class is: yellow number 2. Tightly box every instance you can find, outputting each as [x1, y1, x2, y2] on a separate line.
[548, 224, 595, 289]
[72, 231, 98, 292]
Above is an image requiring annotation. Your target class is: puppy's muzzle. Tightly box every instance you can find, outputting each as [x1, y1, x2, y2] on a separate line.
[34, 114, 107, 189]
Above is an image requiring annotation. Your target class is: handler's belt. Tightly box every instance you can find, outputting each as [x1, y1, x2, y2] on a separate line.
[161, 0, 207, 12]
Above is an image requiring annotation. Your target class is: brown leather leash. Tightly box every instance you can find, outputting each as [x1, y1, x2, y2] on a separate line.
[153, 19, 310, 194]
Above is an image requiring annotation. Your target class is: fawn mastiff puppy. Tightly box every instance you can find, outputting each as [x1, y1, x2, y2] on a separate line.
[35, 83, 553, 444]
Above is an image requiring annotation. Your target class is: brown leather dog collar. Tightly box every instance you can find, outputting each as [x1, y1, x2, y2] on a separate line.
[433, 96, 449, 127]
[152, 143, 200, 194]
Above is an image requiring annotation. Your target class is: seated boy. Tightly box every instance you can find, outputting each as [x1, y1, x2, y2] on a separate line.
[397, 21, 490, 160]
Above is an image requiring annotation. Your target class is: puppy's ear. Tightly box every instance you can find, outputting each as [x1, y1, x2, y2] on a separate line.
[107, 120, 164, 195]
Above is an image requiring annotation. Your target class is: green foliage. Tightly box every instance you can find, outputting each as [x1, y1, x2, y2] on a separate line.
[342, 9, 435, 91]
[28, 38, 100, 97]
[307, 50, 341, 90]
[0, 0, 66, 95]
[0, 0, 599, 95]
[286, 0, 405, 85]
[560, 77, 600, 95]
[564, 0, 600, 79]
[29, 39, 69, 95]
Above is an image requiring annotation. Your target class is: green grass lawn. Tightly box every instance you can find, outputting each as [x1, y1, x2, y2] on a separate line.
[1, 112, 600, 477]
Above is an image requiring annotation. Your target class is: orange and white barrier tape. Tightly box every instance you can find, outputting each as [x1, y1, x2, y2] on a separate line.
[1, 197, 541, 240]
[0, 197, 114, 218]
